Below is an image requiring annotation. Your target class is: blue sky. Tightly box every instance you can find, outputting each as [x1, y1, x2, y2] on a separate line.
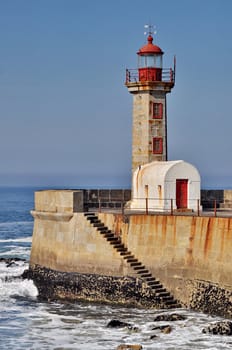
[0, 0, 232, 188]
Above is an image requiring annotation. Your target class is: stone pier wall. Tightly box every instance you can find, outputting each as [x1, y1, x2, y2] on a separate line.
[28, 190, 232, 317]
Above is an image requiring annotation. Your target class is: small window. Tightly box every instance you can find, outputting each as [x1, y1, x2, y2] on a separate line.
[153, 137, 163, 154]
[153, 103, 163, 119]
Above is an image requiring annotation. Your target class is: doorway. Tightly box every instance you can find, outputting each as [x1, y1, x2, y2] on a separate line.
[176, 179, 188, 209]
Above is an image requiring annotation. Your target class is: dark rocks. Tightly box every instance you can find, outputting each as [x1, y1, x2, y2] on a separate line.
[154, 313, 186, 322]
[107, 319, 138, 332]
[25, 264, 166, 308]
[107, 319, 131, 328]
[0, 257, 26, 268]
[150, 334, 157, 339]
[190, 280, 232, 319]
[202, 321, 232, 335]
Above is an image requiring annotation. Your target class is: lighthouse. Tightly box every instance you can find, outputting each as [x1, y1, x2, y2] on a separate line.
[126, 27, 201, 213]
[125, 29, 175, 174]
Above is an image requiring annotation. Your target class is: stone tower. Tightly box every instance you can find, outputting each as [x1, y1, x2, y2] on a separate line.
[125, 32, 175, 174]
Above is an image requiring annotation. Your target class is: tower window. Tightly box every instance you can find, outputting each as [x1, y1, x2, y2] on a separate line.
[153, 137, 163, 154]
[153, 103, 163, 119]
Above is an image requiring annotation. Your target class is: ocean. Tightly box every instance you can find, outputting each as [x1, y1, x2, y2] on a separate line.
[0, 186, 231, 350]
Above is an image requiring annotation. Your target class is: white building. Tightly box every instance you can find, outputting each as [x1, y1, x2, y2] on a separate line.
[129, 160, 201, 212]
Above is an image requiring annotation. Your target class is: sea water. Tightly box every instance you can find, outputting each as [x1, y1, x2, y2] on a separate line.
[0, 187, 231, 350]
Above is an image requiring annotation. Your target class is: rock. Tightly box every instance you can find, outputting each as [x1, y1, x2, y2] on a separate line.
[202, 321, 232, 335]
[150, 334, 158, 339]
[117, 345, 142, 350]
[154, 313, 186, 322]
[161, 325, 172, 334]
[152, 324, 170, 331]
[152, 324, 172, 334]
[107, 319, 131, 328]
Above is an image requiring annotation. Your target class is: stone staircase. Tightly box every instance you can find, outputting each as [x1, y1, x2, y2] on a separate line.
[84, 212, 180, 309]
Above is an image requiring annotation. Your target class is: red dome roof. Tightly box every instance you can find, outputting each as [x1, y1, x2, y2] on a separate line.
[137, 35, 163, 55]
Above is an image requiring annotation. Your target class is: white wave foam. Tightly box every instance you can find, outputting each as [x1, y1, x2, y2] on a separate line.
[0, 236, 32, 243]
[0, 246, 31, 257]
[0, 278, 38, 300]
[0, 261, 38, 300]
[0, 221, 33, 228]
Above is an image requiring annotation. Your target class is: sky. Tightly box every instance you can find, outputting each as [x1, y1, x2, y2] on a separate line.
[1, 0, 232, 188]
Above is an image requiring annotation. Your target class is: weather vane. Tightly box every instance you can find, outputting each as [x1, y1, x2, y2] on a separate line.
[144, 24, 157, 36]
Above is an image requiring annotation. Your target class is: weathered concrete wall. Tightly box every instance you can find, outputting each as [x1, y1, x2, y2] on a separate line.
[30, 210, 133, 277]
[124, 215, 232, 304]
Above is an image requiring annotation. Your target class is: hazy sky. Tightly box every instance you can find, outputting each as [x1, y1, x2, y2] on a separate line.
[1, 0, 232, 188]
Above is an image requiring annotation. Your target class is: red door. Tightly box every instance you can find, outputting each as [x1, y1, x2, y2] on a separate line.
[176, 179, 188, 209]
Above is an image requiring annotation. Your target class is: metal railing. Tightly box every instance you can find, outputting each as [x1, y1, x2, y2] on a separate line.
[85, 197, 232, 218]
[125, 68, 175, 84]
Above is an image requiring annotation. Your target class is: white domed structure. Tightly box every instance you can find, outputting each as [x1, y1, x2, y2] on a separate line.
[129, 160, 201, 212]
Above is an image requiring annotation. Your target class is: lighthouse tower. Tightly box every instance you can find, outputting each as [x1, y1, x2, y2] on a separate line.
[125, 29, 175, 174]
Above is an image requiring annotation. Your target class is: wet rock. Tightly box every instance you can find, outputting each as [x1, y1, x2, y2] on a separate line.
[152, 324, 172, 334]
[161, 325, 172, 334]
[202, 321, 232, 335]
[190, 280, 232, 319]
[154, 313, 186, 322]
[150, 334, 158, 339]
[152, 324, 170, 331]
[26, 264, 166, 307]
[0, 257, 26, 268]
[107, 319, 131, 328]
[117, 345, 142, 350]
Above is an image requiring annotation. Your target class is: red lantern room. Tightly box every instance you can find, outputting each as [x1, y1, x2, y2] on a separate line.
[137, 34, 164, 82]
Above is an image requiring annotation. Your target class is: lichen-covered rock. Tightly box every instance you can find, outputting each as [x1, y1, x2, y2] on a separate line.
[116, 345, 143, 350]
[154, 313, 186, 322]
[202, 321, 232, 335]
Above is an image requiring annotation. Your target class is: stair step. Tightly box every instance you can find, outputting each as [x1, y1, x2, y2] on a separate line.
[93, 223, 104, 227]
[86, 216, 97, 221]
[120, 252, 132, 256]
[126, 258, 138, 263]
[104, 233, 115, 238]
[133, 265, 146, 270]
[151, 284, 163, 289]
[101, 229, 111, 232]
[140, 273, 152, 278]
[137, 269, 149, 274]
[107, 237, 119, 242]
[153, 288, 166, 293]
[113, 244, 124, 249]
[117, 248, 128, 252]
[145, 277, 157, 282]
[161, 296, 174, 302]
[147, 281, 162, 287]
[84, 213, 95, 216]
[97, 227, 108, 231]
[130, 262, 142, 267]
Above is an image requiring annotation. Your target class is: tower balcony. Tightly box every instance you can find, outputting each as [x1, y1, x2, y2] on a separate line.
[125, 68, 175, 85]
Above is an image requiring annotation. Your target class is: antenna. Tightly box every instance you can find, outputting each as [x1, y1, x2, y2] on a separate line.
[144, 24, 157, 36]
